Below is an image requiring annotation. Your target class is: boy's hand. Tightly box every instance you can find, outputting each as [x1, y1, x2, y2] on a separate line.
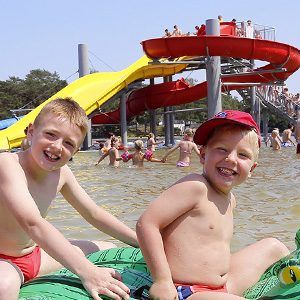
[81, 266, 130, 300]
[161, 158, 166, 163]
[149, 281, 178, 300]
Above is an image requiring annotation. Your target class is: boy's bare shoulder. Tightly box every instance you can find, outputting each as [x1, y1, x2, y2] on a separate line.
[174, 173, 207, 190]
[0, 151, 19, 168]
[0, 152, 25, 181]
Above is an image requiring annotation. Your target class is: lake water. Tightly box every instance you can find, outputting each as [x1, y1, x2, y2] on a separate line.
[46, 146, 300, 252]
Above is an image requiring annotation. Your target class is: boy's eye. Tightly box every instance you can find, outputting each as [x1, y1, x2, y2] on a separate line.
[239, 152, 251, 159]
[217, 147, 227, 152]
[64, 141, 75, 148]
[46, 132, 55, 137]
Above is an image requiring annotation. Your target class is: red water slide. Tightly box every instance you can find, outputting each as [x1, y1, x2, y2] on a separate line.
[92, 34, 300, 124]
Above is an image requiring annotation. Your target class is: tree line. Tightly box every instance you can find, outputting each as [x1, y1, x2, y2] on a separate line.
[0, 69, 67, 119]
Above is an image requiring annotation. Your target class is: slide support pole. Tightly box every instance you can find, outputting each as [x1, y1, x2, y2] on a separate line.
[149, 78, 157, 137]
[163, 76, 171, 146]
[78, 44, 92, 150]
[205, 19, 222, 118]
[120, 93, 128, 147]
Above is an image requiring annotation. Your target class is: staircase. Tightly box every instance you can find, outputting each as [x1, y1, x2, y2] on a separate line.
[220, 59, 297, 125]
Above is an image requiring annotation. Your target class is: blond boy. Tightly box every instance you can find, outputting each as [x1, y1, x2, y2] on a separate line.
[0, 98, 137, 300]
[162, 128, 200, 167]
[137, 110, 289, 300]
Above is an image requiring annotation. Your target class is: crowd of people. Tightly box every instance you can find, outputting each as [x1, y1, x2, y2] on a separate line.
[163, 16, 263, 39]
[258, 85, 300, 119]
[94, 129, 201, 168]
[265, 122, 300, 154]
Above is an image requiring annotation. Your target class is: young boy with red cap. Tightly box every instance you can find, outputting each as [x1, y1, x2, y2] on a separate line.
[136, 110, 289, 300]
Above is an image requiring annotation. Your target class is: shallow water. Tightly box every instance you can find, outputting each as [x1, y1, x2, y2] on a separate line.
[47, 146, 300, 252]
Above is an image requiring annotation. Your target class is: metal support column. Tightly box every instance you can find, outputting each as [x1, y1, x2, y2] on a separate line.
[169, 106, 175, 145]
[168, 75, 175, 145]
[250, 59, 260, 127]
[163, 77, 170, 146]
[205, 19, 222, 118]
[120, 93, 128, 147]
[262, 110, 269, 142]
[78, 44, 91, 150]
[149, 78, 157, 136]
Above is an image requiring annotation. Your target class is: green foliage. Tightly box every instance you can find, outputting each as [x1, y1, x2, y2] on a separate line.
[0, 70, 67, 119]
[265, 111, 290, 132]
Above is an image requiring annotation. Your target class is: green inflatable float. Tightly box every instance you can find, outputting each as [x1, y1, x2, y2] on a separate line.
[19, 229, 300, 300]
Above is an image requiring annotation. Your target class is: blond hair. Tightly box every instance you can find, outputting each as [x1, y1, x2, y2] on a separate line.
[184, 128, 194, 137]
[34, 98, 88, 135]
[134, 139, 144, 150]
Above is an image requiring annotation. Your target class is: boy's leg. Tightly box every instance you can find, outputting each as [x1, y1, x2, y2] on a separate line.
[0, 260, 23, 300]
[38, 239, 117, 276]
[226, 238, 289, 296]
[188, 292, 244, 299]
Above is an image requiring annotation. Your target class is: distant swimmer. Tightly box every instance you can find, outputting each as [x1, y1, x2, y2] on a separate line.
[95, 136, 122, 167]
[282, 124, 295, 147]
[265, 129, 282, 150]
[162, 128, 200, 167]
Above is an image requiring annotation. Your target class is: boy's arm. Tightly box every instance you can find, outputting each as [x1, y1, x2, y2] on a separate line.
[136, 177, 201, 299]
[161, 144, 180, 162]
[288, 136, 296, 145]
[149, 157, 162, 163]
[193, 142, 201, 157]
[61, 166, 138, 247]
[95, 152, 108, 165]
[0, 156, 130, 299]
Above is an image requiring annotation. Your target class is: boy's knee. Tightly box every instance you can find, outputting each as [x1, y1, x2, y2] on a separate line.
[262, 237, 290, 258]
[0, 277, 20, 296]
[92, 241, 117, 250]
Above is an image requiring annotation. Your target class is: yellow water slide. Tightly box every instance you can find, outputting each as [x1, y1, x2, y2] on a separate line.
[0, 56, 186, 150]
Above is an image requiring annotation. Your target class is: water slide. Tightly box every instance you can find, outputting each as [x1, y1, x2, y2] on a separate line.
[2, 30, 299, 149]
[0, 56, 186, 150]
[92, 35, 300, 124]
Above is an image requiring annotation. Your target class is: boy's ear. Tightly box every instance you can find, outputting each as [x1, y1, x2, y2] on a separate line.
[27, 123, 34, 139]
[199, 146, 206, 164]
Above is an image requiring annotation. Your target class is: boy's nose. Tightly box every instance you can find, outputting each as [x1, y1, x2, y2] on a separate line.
[52, 140, 63, 153]
[225, 152, 237, 163]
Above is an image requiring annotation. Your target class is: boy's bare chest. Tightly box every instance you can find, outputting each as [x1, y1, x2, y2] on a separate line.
[28, 177, 62, 217]
[191, 200, 234, 238]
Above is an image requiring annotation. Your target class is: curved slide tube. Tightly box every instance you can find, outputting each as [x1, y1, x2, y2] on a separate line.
[0, 56, 186, 150]
[92, 36, 300, 124]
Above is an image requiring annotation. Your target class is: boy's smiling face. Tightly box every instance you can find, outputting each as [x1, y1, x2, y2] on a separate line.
[28, 113, 84, 171]
[200, 126, 258, 195]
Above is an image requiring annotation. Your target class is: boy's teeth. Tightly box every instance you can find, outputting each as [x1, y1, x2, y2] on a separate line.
[219, 167, 234, 175]
[45, 151, 59, 160]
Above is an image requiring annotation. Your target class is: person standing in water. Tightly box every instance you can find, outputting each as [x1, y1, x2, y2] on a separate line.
[162, 128, 200, 167]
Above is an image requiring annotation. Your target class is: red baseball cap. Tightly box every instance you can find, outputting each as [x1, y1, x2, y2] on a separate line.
[193, 110, 261, 147]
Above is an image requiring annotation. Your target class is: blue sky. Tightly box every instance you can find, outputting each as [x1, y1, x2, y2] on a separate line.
[1, 0, 299, 93]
